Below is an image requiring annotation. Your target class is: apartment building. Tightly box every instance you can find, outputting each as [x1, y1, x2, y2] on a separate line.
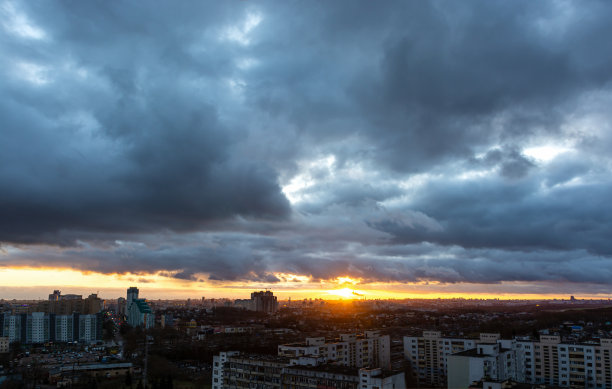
[212, 351, 405, 389]
[126, 298, 155, 329]
[213, 353, 286, 389]
[38, 291, 102, 314]
[250, 290, 279, 314]
[407, 332, 612, 388]
[0, 312, 102, 344]
[516, 335, 612, 388]
[404, 331, 485, 386]
[213, 351, 241, 389]
[447, 342, 516, 388]
[278, 331, 391, 369]
[0, 336, 9, 353]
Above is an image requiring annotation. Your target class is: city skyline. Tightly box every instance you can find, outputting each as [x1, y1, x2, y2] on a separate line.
[3, 1, 612, 300]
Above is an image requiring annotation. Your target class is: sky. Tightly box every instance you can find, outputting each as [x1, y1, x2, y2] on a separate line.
[2, 0, 612, 300]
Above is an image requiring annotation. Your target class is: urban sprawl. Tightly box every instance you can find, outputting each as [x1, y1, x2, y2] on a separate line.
[1, 290, 612, 388]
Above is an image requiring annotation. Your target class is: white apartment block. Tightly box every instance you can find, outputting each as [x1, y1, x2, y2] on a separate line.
[78, 314, 98, 343]
[55, 314, 73, 342]
[30, 312, 47, 344]
[1, 312, 101, 344]
[3, 314, 22, 343]
[404, 331, 486, 386]
[516, 335, 612, 388]
[212, 351, 240, 389]
[447, 342, 516, 389]
[278, 331, 391, 369]
[407, 332, 612, 388]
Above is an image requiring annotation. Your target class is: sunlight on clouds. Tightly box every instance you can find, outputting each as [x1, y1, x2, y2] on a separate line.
[336, 276, 359, 285]
[524, 145, 572, 162]
[0, 267, 179, 289]
[1, 1, 46, 40]
[273, 273, 311, 283]
[456, 169, 494, 180]
[220, 11, 263, 45]
[282, 155, 336, 204]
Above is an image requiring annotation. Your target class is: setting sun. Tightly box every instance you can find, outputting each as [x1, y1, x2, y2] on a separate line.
[326, 287, 365, 299]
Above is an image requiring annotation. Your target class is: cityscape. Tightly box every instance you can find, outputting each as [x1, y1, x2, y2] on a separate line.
[4, 0, 612, 388]
[3, 288, 612, 388]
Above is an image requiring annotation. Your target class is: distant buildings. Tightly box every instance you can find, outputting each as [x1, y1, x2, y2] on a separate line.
[125, 287, 155, 329]
[117, 297, 126, 316]
[232, 290, 280, 314]
[0, 312, 102, 344]
[36, 291, 102, 315]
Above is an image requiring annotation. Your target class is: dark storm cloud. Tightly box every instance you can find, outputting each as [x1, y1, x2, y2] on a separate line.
[0, 1, 290, 245]
[2, 0, 612, 290]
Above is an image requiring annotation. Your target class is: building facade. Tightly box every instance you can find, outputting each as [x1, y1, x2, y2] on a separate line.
[404, 331, 480, 386]
[278, 331, 391, 369]
[407, 332, 612, 388]
[36, 291, 102, 315]
[0, 312, 102, 344]
[0, 336, 9, 353]
[127, 298, 155, 329]
[447, 343, 516, 388]
[124, 287, 154, 329]
[212, 351, 405, 389]
[515, 335, 612, 388]
[250, 291, 279, 314]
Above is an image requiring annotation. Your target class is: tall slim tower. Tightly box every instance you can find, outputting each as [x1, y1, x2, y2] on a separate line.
[127, 287, 139, 305]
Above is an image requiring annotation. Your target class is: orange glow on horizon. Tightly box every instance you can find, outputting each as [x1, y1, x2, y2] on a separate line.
[0, 266, 609, 301]
[326, 287, 365, 299]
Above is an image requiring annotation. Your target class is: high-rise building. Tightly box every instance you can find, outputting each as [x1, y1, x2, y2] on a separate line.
[515, 335, 612, 387]
[404, 332, 504, 387]
[0, 312, 102, 344]
[406, 332, 612, 388]
[126, 299, 155, 329]
[127, 287, 139, 305]
[250, 290, 278, 314]
[125, 287, 154, 329]
[447, 342, 516, 388]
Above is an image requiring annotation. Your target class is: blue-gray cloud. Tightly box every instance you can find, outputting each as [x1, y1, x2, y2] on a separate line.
[2, 0, 612, 290]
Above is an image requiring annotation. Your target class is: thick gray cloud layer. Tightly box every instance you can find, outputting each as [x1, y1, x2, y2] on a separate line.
[2, 0, 612, 292]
